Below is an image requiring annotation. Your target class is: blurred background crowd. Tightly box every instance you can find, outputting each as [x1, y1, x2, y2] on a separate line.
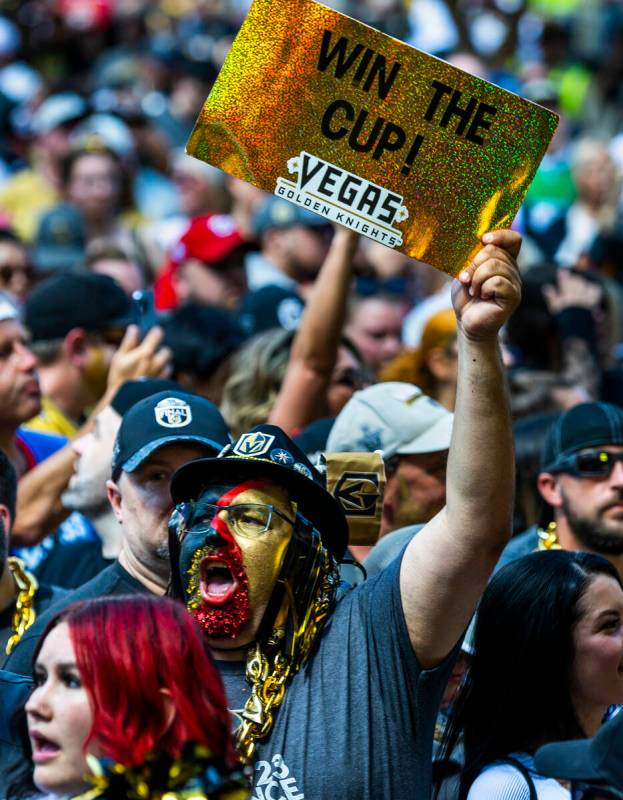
[0, 0, 622, 537]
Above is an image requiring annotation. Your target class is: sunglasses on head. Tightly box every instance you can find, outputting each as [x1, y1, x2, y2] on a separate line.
[549, 450, 623, 478]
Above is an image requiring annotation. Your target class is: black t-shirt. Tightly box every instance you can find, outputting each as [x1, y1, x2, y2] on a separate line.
[0, 581, 66, 670]
[3, 561, 149, 677]
[33, 538, 114, 590]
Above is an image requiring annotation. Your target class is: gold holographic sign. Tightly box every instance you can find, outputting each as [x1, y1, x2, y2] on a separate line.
[186, 0, 558, 275]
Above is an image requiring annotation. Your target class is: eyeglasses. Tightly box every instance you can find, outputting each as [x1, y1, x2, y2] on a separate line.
[186, 503, 296, 539]
[550, 450, 623, 478]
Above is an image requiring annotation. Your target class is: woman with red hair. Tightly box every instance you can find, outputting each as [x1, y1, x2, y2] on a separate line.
[15, 596, 247, 799]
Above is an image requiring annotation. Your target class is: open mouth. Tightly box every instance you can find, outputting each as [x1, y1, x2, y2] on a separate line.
[30, 732, 60, 764]
[200, 556, 239, 606]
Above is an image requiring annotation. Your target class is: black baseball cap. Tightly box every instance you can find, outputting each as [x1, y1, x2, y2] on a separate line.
[25, 272, 133, 341]
[541, 402, 623, 473]
[111, 390, 231, 481]
[238, 286, 304, 336]
[170, 423, 348, 559]
[535, 709, 623, 792]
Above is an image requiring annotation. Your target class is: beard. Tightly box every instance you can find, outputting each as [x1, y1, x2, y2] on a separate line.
[186, 540, 250, 639]
[61, 483, 110, 517]
[562, 493, 623, 555]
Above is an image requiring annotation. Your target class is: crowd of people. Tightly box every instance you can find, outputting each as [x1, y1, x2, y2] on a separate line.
[0, 0, 623, 798]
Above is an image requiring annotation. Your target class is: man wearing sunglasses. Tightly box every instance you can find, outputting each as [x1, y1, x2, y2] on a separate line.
[499, 402, 623, 577]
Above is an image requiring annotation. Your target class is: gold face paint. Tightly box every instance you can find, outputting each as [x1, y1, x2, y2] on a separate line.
[227, 484, 294, 621]
[186, 0, 558, 276]
[182, 481, 295, 643]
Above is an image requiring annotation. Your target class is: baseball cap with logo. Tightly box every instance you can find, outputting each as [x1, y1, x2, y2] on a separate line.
[171, 423, 348, 559]
[111, 390, 231, 481]
[170, 214, 248, 268]
[326, 382, 453, 459]
[32, 204, 86, 273]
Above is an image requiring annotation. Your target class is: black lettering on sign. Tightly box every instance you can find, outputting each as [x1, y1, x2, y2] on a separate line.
[321, 99, 354, 140]
[424, 80, 498, 145]
[317, 29, 402, 100]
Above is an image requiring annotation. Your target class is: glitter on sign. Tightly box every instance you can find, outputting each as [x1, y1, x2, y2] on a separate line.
[186, 0, 558, 276]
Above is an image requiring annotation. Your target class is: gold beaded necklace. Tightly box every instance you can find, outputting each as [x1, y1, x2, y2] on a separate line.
[5, 556, 38, 655]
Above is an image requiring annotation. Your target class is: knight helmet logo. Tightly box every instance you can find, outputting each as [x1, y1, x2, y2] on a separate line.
[334, 472, 380, 517]
[233, 431, 276, 457]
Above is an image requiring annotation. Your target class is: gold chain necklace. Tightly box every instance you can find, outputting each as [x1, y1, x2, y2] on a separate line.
[5, 556, 38, 655]
[234, 549, 338, 763]
[537, 521, 563, 551]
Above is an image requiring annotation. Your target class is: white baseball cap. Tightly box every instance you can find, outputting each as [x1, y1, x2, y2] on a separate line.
[326, 382, 453, 459]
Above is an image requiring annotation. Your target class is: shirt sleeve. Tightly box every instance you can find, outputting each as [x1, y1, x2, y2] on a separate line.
[467, 765, 535, 800]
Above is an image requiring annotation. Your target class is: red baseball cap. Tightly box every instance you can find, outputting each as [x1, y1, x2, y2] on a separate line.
[170, 214, 247, 268]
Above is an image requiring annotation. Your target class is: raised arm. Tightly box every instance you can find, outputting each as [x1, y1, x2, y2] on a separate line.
[400, 230, 522, 668]
[268, 227, 359, 433]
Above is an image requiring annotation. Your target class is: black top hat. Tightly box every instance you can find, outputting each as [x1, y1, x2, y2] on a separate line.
[170, 423, 348, 559]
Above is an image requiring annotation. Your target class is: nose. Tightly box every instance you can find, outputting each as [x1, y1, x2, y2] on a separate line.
[204, 526, 227, 548]
[609, 459, 623, 487]
[16, 341, 37, 372]
[25, 684, 52, 721]
[72, 433, 90, 457]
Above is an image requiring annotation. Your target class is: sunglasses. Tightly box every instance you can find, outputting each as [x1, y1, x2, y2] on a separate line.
[0, 264, 33, 284]
[182, 503, 296, 540]
[550, 450, 623, 478]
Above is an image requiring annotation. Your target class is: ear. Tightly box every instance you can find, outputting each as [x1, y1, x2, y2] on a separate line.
[159, 687, 176, 734]
[63, 328, 90, 368]
[172, 263, 190, 303]
[106, 479, 123, 523]
[537, 472, 563, 509]
[0, 503, 11, 535]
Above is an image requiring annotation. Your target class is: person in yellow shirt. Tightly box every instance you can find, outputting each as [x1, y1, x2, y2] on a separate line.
[23, 273, 136, 437]
[0, 93, 87, 242]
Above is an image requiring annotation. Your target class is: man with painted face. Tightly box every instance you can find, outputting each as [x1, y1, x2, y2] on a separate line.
[168, 229, 522, 800]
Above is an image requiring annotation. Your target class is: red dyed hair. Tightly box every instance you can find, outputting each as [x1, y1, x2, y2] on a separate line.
[36, 596, 235, 768]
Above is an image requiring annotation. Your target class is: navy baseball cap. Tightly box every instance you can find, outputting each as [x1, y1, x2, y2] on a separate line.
[541, 402, 623, 473]
[111, 390, 231, 481]
[170, 423, 348, 559]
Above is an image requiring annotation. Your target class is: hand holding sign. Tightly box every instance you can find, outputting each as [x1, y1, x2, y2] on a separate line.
[452, 229, 522, 342]
[187, 0, 557, 276]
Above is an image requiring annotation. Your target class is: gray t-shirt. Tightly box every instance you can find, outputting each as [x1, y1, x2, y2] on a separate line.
[220, 551, 458, 800]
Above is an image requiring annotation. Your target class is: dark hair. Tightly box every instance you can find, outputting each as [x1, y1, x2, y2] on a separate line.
[0, 448, 18, 523]
[0, 228, 26, 249]
[439, 550, 622, 799]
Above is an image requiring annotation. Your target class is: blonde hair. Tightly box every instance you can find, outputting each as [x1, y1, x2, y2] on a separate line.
[220, 328, 294, 438]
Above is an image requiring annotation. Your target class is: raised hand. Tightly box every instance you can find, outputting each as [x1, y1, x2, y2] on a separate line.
[452, 229, 522, 341]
